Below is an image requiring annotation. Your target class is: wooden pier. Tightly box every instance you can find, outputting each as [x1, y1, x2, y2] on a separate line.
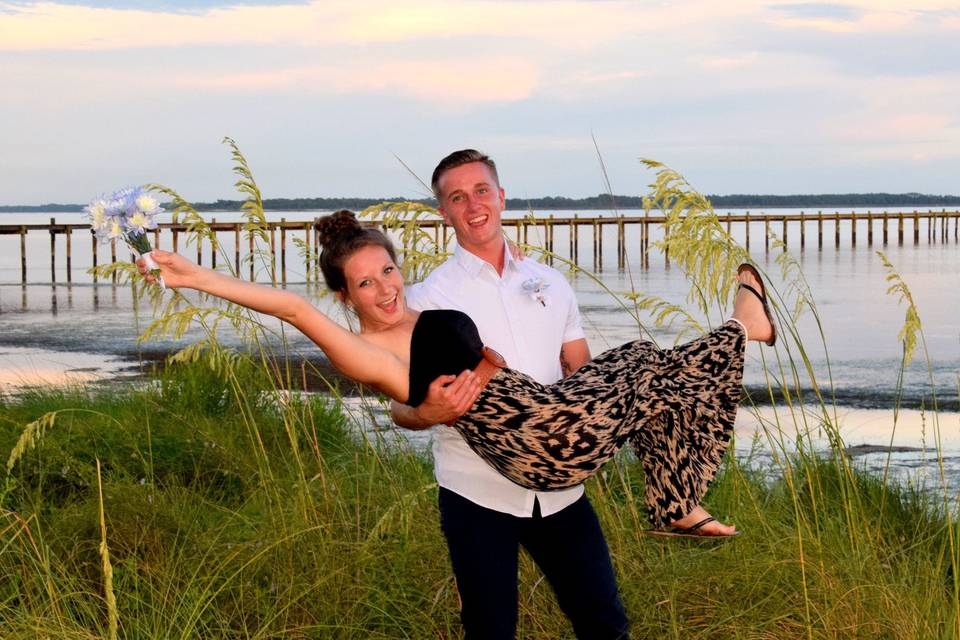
[0, 210, 958, 285]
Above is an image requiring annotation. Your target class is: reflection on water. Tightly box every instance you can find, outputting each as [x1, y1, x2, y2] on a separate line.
[734, 406, 960, 504]
[0, 345, 133, 391]
[1, 239, 957, 405]
[1, 240, 958, 500]
[1, 234, 957, 421]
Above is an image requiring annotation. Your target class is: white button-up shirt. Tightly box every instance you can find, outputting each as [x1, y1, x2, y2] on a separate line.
[405, 243, 586, 517]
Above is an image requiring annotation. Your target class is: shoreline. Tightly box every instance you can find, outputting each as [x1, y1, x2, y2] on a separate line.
[2, 343, 956, 435]
[1, 342, 955, 412]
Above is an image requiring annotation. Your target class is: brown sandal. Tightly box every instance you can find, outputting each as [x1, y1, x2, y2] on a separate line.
[644, 516, 741, 539]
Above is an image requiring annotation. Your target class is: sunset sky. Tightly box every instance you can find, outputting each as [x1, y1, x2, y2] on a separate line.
[2, 0, 959, 204]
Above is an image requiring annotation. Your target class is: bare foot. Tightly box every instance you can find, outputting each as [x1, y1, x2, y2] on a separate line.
[732, 267, 774, 344]
[669, 505, 737, 536]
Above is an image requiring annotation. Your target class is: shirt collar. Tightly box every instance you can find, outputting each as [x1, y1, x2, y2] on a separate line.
[453, 240, 518, 278]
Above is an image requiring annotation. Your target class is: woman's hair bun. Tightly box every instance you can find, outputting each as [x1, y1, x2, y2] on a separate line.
[317, 210, 363, 249]
[315, 209, 398, 293]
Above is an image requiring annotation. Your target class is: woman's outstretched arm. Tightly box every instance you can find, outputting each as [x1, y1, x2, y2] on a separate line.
[139, 249, 410, 401]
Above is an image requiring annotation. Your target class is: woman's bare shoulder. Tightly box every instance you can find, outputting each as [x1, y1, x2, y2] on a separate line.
[360, 311, 420, 364]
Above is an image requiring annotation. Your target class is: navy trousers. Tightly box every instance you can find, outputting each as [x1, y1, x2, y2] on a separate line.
[438, 488, 629, 640]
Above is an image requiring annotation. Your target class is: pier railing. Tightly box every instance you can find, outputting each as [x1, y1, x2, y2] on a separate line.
[1, 210, 958, 285]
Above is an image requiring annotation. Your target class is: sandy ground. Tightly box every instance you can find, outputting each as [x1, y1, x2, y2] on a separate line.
[0, 346, 131, 392]
[735, 404, 960, 449]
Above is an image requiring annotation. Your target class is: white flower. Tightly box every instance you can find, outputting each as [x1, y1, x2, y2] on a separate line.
[521, 277, 550, 307]
[83, 199, 110, 233]
[125, 211, 157, 234]
[135, 194, 160, 214]
[106, 218, 124, 241]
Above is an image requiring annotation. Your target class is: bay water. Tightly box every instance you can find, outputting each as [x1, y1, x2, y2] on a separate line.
[1, 208, 958, 499]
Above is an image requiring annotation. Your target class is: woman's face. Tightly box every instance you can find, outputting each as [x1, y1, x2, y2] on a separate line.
[341, 244, 406, 332]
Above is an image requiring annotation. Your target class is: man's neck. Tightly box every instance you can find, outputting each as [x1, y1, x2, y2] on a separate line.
[461, 238, 506, 276]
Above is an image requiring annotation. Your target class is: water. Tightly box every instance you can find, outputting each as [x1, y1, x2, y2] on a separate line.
[1, 208, 958, 499]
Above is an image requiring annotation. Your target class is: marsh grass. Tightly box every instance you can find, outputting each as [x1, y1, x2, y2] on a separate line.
[2, 363, 957, 638]
[2, 144, 958, 638]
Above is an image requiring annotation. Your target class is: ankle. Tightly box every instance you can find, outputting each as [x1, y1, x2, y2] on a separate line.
[727, 317, 748, 339]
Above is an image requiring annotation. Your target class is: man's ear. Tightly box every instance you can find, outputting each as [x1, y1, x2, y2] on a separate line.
[438, 206, 452, 226]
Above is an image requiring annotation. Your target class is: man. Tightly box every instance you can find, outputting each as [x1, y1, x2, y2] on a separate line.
[391, 149, 629, 639]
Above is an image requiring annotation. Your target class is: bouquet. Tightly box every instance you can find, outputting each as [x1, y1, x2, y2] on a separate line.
[85, 186, 165, 288]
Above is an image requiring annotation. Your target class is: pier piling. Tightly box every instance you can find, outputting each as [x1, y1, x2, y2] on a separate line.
[49, 218, 56, 284]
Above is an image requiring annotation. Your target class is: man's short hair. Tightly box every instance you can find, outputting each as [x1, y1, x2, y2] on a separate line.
[431, 149, 500, 201]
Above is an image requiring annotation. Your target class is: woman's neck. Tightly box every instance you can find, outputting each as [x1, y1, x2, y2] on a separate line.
[359, 308, 419, 336]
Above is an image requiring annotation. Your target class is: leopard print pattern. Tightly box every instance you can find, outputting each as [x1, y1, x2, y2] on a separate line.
[454, 320, 746, 527]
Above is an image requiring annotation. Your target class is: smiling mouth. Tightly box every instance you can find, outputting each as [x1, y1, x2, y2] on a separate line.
[468, 214, 488, 227]
[378, 294, 399, 311]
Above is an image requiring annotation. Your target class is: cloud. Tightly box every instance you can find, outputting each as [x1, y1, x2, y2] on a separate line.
[0, 0, 685, 51]
[0, 1, 331, 49]
[170, 58, 540, 104]
[770, 3, 862, 21]
[752, 11, 960, 76]
[699, 51, 762, 68]
[4, 0, 306, 11]
[830, 112, 955, 145]
[4, 0, 960, 202]
[764, 1, 916, 33]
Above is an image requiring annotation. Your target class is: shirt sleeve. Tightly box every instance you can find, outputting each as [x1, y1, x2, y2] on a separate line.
[404, 273, 443, 312]
[404, 281, 425, 311]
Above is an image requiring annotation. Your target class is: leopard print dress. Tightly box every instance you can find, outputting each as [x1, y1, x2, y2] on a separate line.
[410, 310, 746, 527]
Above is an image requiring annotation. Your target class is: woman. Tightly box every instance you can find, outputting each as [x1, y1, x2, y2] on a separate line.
[139, 211, 776, 537]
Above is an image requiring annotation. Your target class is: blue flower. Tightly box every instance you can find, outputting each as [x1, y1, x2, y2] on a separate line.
[85, 185, 163, 254]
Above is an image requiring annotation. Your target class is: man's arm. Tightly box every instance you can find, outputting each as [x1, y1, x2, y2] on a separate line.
[390, 369, 482, 430]
[559, 338, 591, 376]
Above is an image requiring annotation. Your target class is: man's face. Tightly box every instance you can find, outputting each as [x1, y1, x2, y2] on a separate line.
[436, 161, 505, 256]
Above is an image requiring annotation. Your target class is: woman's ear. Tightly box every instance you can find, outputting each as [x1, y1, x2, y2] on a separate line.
[336, 290, 352, 309]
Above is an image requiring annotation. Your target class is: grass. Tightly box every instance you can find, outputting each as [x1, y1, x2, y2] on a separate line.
[1, 355, 958, 639]
[2, 144, 958, 637]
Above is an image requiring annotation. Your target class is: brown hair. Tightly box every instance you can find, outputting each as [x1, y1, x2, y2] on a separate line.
[316, 210, 398, 293]
[430, 149, 500, 201]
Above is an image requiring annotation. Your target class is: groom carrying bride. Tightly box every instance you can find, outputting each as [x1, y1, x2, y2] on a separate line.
[390, 149, 631, 640]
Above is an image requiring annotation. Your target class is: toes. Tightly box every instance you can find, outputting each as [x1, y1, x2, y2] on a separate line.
[738, 271, 760, 290]
[701, 520, 736, 536]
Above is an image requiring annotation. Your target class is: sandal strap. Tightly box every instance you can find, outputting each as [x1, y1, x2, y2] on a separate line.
[738, 282, 766, 304]
[676, 516, 715, 534]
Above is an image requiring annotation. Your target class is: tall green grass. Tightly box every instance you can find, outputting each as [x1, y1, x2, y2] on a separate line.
[2, 358, 957, 638]
[1, 141, 957, 638]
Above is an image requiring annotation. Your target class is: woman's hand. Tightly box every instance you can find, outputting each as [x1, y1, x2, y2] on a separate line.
[136, 249, 200, 289]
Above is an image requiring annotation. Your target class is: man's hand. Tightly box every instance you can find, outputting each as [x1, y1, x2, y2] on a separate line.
[560, 338, 591, 377]
[390, 369, 482, 429]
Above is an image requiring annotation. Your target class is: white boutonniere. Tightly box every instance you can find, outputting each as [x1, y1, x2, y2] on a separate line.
[521, 277, 550, 307]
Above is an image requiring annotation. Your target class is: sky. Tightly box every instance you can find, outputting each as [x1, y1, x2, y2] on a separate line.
[2, 0, 959, 204]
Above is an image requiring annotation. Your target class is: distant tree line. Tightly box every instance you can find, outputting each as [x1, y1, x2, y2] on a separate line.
[706, 193, 960, 208]
[4, 192, 960, 213]
[0, 203, 91, 213]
